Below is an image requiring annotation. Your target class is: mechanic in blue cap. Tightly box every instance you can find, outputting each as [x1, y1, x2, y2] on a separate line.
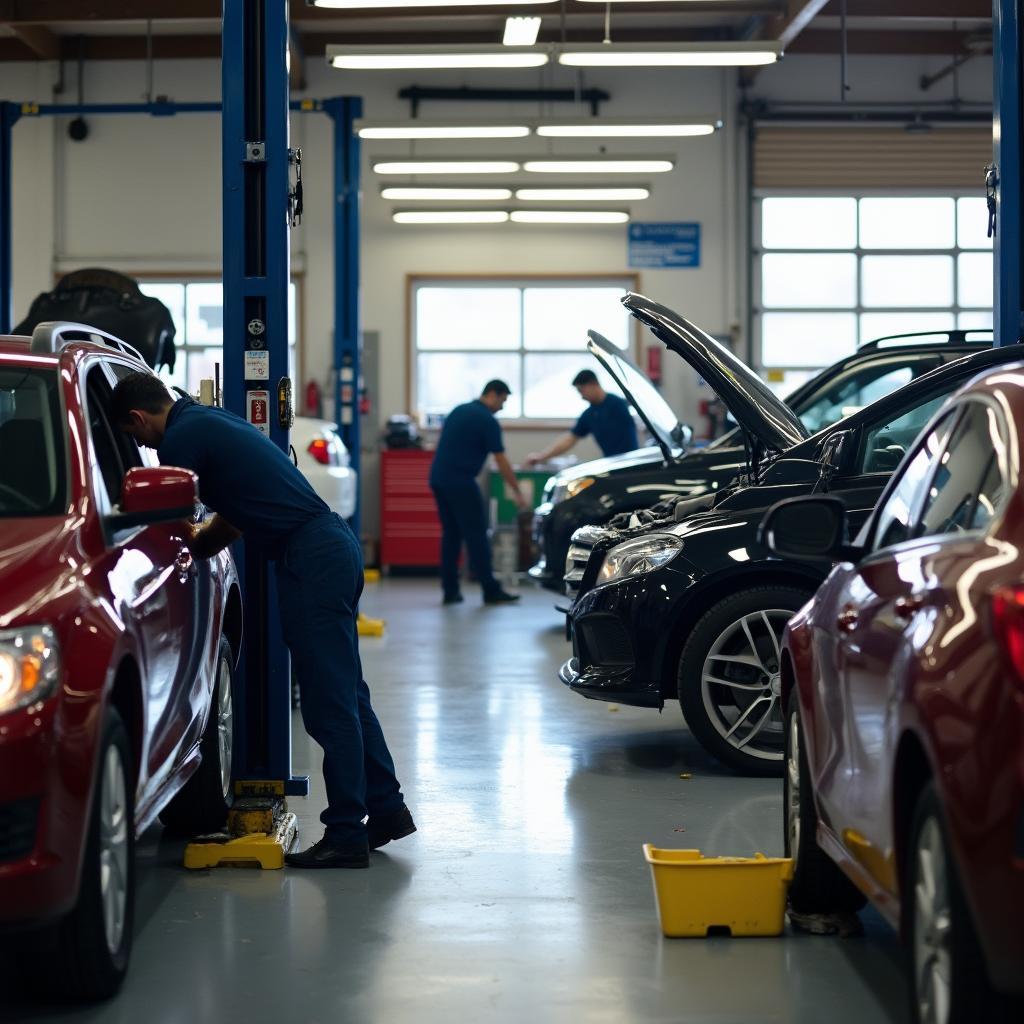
[430, 378, 528, 606]
[111, 372, 414, 870]
[525, 368, 638, 466]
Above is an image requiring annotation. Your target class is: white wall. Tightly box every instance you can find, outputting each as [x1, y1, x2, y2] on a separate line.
[0, 49, 994, 537]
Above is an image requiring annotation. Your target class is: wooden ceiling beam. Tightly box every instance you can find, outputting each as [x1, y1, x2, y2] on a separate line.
[8, 23, 60, 59]
[791, 27, 991, 55]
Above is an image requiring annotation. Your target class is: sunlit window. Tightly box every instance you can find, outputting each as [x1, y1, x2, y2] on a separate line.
[756, 195, 993, 374]
[412, 278, 635, 421]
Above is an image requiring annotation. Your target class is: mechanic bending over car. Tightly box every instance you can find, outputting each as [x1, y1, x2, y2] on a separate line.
[525, 368, 639, 466]
[430, 378, 528, 605]
[111, 372, 415, 869]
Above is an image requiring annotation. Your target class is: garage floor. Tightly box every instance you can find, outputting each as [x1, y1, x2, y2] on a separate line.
[3, 579, 910, 1024]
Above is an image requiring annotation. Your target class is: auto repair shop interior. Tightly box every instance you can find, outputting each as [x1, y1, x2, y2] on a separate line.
[1, 3, 1022, 1023]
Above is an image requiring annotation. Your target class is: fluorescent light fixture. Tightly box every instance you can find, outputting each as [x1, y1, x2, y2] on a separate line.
[558, 43, 779, 67]
[394, 211, 511, 224]
[523, 159, 673, 174]
[313, 0, 555, 7]
[328, 44, 547, 70]
[536, 122, 718, 138]
[382, 187, 513, 200]
[504, 16, 542, 47]
[373, 160, 521, 174]
[359, 123, 530, 140]
[515, 187, 650, 201]
[511, 211, 629, 224]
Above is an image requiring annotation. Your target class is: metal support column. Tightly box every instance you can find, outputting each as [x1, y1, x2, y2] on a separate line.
[0, 102, 22, 333]
[222, 0, 307, 795]
[323, 98, 363, 536]
[994, 1, 1023, 346]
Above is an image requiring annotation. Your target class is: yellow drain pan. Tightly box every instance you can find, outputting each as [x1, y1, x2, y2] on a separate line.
[643, 846, 794, 937]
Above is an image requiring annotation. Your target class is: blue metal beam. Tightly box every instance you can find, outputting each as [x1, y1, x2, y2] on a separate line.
[994, 1, 1022, 346]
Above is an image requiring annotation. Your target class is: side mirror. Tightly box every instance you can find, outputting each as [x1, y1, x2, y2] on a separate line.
[758, 495, 861, 563]
[672, 422, 694, 449]
[106, 466, 198, 533]
[822, 429, 851, 471]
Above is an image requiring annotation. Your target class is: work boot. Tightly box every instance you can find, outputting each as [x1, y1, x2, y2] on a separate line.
[442, 592, 464, 605]
[285, 835, 369, 869]
[367, 805, 417, 850]
[484, 589, 520, 605]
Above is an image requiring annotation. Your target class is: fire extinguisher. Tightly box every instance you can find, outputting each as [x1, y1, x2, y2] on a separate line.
[305, 379, 322, 418]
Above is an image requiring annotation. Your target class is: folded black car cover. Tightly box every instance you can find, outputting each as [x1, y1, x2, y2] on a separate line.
[13, 268, 176, 372]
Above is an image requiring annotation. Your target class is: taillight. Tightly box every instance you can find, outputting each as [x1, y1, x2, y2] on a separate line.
[990, 585, 1024, 687]
[308, 438, 331, 466]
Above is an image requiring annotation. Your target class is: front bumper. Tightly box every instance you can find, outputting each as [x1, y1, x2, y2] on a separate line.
[559, 655, 663, 708]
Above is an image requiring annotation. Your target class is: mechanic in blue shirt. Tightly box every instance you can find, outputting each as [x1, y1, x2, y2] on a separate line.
[111, 372, 415, 870]
[525, 368, 639, 466]
[429, 379, 528, 605]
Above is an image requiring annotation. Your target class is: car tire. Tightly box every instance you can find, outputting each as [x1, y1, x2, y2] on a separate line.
[160, 636, 235, 835]
[21, 706, 135, 1000]
[907, 782, 1010, 1024]
[784, 690, 866, 915]
[677, 586, 812, 776]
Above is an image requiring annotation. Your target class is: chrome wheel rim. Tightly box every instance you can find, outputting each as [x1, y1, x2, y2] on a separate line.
[217, 656, 233, 800]
[700, 609, 789, 763]
[100, 744, 129, 956]
[914, 817, 952, 1024]
[786, 711, 801, 863]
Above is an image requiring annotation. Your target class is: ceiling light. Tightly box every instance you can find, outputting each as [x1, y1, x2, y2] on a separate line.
[504, 16, 542, 47]
[558, 43, 779, 67]
[328, 45, 548, 70]
[359, 123, 530, 140]
[515, 187, 650, 201]
[523, 159, 673, 174]
[536, 123, 718, 138]
[313, 0, 555, 7]
[511, 211, 629, 224]
[394, 211, 511, 224]
[382, 187, 513, 200]
[373, 160, 521, 174]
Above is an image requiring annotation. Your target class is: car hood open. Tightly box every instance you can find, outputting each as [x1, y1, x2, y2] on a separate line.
[621, 293, 808, 457]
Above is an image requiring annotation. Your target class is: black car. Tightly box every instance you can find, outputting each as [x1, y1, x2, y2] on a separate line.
[559, 294, 1021, 777]
[530, 326, 992, 592]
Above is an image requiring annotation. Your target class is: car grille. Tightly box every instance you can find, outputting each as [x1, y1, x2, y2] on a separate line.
[578, 615, 634, 667]
[0, 797, 40, 863]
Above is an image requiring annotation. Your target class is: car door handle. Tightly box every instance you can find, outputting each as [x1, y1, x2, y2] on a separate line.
[175, 548, 195, 581]
[894, 593, 925, 620]
[837, 606, 859, 633]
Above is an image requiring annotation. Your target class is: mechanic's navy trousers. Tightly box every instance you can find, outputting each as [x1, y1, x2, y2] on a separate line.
[431, 480, 501, 599]
[276, 513, 404, 845]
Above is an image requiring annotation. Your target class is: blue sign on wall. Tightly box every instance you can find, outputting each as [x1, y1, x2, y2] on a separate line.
[628, 222, 701, 268]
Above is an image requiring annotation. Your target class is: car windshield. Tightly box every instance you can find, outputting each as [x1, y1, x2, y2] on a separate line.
[797, 363, 917, 434]
[0, 367, 66, 517]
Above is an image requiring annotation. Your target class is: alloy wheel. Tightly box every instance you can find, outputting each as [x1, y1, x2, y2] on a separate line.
[100, 744, 129, 957]
[217, 655, 234, 801]
[700, 609, 789, 763]
[786, 710, 801, 865]
[913, 817, 952, 1024]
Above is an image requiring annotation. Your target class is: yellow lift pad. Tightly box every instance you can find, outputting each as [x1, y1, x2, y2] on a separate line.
[357, 612, 385, 636]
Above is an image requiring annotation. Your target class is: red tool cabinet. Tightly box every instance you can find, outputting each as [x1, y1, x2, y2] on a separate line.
[379, 449, 441, 570]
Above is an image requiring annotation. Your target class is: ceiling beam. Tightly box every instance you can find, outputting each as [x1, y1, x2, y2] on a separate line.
[767, 1, 830, 50]
[822, 0, 990, 17]
[791, 28, 991, 55]
[9, 23, 60, 59]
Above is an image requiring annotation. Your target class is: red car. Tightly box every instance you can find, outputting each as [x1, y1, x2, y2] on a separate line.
[761, 363, 1024, 1024]
[0, 323, 241, 999]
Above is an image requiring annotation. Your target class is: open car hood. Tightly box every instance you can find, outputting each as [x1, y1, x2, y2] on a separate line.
[585, 331, 688, 464]
[622, 293, 808, 456]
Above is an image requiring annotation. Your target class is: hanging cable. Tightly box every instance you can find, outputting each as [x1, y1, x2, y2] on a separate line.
[603, 3, 612, 46]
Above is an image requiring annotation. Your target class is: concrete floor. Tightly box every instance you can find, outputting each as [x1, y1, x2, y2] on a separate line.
[3, 578, 910, 1024]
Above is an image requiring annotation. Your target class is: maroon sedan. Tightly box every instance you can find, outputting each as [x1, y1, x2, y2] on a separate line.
[761, 362, 1024, 1024]
[0, 324, 241, 999]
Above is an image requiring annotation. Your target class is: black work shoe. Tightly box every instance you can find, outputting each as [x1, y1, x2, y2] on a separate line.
[367, 805, 417, 850]
[443, 592, 464, 605]
[484, 589, 520, 605]
[285, 836, 369, 869]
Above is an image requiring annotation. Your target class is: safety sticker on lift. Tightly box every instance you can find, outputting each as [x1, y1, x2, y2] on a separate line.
[247, 390, 271, 436]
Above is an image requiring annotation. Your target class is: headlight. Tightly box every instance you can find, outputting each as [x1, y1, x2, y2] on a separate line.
[0, 626, 60, 715]
[551, 477, 596, 504]
[598, 535, 683, 585]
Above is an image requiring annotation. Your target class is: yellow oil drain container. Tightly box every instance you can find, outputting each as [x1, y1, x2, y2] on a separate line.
[643, 846, 794, 938]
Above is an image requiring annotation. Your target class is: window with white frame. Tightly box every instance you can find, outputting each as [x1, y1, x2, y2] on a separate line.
[411, 278, 637, 422]
[755, 196, 993, 391]
[138, 279, 298, 395]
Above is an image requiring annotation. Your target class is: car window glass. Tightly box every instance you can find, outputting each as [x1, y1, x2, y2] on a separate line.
[86, 368, 128, 506]
[915, 402, 1008, 537]
[858, 392, 947, 475]
[798, 364, 916, 434]
[872, 412, 955, 551]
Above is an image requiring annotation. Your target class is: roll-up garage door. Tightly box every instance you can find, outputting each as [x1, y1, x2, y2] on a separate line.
[753, 127, 992, 190]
